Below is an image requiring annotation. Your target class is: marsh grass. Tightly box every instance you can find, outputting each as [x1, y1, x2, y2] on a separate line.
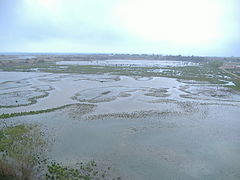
[0, 125, 45, 166]
[0, 91, 49, 108]
[85, 110, 174, 120]
[0, 124, 45, 180]
[0, 123, 114, 180]
[0, 104, 77, 119]
[46, 162, 92, 180]
[45, 160, 119, 180]
[1, 61, 239, 90]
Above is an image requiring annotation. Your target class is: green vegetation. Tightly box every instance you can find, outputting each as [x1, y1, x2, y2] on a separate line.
[45, 160, 104, 180]
[46, 162, 91, 180]
[144, 88, 169, 97]
[0, 124, 45, 180]
[0, 104, 74, 119]
[45, 160, 118, 180]
[228, 79, 240, 91]
[1, 60, 236, 85]
[0, 61, 54, 72]
[0, 124, 44, 164]
[0, 59, 239, 92]
[208, 60, 224, 68]
[0, 103, 96, 119]
[169, 64, 226, 83]
[0, 123, 113, 180]
[0, 91, 49, 108]
[85, 110, 173, 120]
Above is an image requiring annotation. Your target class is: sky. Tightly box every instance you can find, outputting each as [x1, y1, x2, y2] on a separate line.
[0, 0, 239, 56]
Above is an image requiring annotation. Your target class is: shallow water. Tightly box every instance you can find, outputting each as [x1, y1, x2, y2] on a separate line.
[1, 71, 240, 180]
[56, 60, 199, 67]
[0, 72, 183, 114]
[9, 103, 240, 180]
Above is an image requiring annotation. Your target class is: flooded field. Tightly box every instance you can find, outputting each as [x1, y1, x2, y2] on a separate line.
[56, 60, 199, 67]
[1, 62, 240, 180]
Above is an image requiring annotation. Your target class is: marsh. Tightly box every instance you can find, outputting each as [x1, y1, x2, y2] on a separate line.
[0, 56, 240, 179]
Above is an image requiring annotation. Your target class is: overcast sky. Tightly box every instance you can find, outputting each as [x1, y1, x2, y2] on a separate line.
[0, 0, 239, 56]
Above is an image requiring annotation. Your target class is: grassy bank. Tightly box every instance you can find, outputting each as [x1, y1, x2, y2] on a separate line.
[0, 124, 45, 180]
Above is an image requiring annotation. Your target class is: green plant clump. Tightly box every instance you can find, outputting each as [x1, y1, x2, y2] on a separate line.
[46, 162, 91, 180]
